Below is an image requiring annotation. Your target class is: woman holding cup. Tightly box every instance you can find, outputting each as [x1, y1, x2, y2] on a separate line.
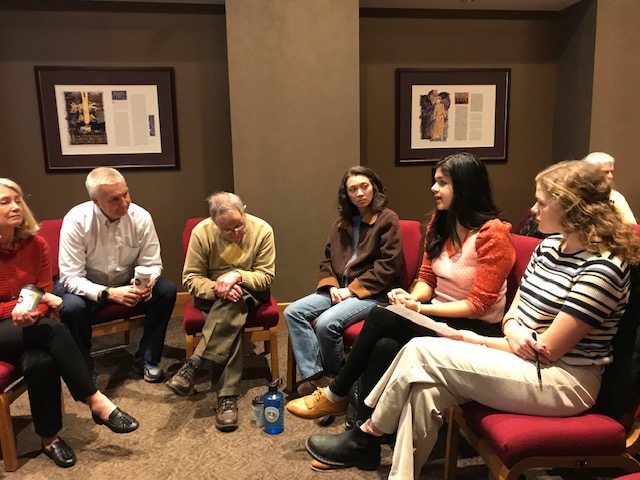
[0, 178, 139, 468]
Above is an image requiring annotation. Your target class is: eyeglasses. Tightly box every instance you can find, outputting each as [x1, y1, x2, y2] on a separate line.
[220, 224, 246, 236]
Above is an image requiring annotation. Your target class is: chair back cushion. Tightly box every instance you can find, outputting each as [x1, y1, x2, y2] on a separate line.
[37, 219, 63, 279]
[182, 217, 207, 258]
[343, 219, 423, 345]
[506, 234, 541, 309]
[398, 220, 422, 291]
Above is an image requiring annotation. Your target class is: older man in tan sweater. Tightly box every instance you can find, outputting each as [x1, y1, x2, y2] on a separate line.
[166, 192, 276, 432]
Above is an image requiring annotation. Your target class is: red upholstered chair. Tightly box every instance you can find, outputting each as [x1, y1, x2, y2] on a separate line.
[285, 219, 423, 393]
[444, 232, 640, 480]
[0, 361, 27, 472]
[181, 218, 280, 381]
[38, 220, 147, 341]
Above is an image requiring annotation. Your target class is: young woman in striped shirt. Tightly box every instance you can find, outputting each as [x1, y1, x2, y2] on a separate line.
[304, 160, 640, 478]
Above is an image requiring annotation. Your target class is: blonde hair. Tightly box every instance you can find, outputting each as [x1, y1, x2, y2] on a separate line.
[85, 167, 125, 197]
[0, 178, 39, 239]
[535, 160, 640, 263]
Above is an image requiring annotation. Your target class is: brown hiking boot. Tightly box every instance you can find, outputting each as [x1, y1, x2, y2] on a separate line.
[165, 359, 198, 396]
[215, 396, 239, 432]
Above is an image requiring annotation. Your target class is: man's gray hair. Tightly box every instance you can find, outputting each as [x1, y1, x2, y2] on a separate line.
[207, 191, 245, 219]
[85, 167, 126, 197]
[584, 151, 615, 165]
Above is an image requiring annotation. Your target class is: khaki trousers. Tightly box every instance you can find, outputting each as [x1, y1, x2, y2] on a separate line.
[194, 290, 264, 397]
[365, 337, 602, 479]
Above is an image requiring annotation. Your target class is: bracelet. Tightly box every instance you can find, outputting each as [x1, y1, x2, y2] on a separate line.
[481, 337, 488, 347]
[501, 317, 517, 334]
[415, 301, 422, 313]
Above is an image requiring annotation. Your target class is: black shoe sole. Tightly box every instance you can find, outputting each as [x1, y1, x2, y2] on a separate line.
[305, 438, 380, 471]
[165, 381, 192, 396]
[215, 422, 238, 432]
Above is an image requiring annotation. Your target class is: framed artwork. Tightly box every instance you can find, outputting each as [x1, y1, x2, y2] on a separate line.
[34, 66, 179, 171]
[396, 68, 510, 164]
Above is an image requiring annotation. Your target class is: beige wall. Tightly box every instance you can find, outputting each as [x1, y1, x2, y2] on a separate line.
[360, 14, 560, 227]
[3, 2, 635, 303]
[0, 8, 233, 287]
[589, 0, 640, 218]
[225, 0, 360, 300]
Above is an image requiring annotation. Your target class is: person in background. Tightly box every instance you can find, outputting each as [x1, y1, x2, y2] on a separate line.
[305, 160, 640, 478]
[54, 167, 176, 384]
[285, 166, 403, 396]
[584, 151, 636, 223]
[0, 178, 138, 469]
[166, 192, 275, 433]
[286, 153, 515, 441]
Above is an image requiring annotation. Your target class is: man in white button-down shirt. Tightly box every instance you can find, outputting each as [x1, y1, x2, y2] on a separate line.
[54, 167, 176, 383]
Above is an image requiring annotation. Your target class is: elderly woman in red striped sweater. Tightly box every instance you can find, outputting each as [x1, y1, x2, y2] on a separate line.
[0, 178, 138, 469]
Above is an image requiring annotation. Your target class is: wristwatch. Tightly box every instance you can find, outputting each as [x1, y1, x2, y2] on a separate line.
[101, 287, 111, 302]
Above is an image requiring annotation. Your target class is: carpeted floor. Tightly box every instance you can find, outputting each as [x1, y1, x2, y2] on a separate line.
[3, 318, 630, 479]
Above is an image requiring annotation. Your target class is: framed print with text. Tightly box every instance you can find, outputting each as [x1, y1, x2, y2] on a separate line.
[396, 68, 510, 164]
[35, 66, 179, 171]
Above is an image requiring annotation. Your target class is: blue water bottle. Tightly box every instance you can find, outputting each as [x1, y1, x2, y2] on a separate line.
[263, 379, 284, 434]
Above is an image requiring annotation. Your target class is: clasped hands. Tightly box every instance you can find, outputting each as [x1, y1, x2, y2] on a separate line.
[107, 280, 155, 307]
[11, 292, 63, 327]
[387, 288, 420, 311]
[503, 320, 551, 365]
[330, 287, 352, 304]
[212, 271, 243, 302]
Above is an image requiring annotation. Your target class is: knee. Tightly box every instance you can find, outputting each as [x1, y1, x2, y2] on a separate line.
[152, 278, 177, 302]
[315, 314, 341, 339]
[59, 293, 90, 318]
[20, 349, 56, 377]
[374, 337, 401, 361]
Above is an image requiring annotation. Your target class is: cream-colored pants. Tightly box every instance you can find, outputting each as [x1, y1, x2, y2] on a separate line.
[365, 337, 603, 479]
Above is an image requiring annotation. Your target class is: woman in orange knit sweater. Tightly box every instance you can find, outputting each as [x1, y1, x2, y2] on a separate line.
[0, 178, 138, 468]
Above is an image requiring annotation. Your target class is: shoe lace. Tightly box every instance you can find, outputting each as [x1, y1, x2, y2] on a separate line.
[219, 397, 236, 412]
[310, 387, 325, 402]
[179, 359, 197, 379]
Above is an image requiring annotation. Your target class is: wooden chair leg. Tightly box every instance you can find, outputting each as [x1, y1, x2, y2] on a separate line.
[267, 328, 279, 381]
[286, 336, 297, 393]
[185, 334, 195, 358]
[0, 393, 19, 472]
[444, 406, 460, 480]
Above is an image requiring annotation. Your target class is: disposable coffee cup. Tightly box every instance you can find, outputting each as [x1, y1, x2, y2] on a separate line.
[252, 394, 264, 426]
[19, 284, 44, 311]
[133, 266, 153, 290]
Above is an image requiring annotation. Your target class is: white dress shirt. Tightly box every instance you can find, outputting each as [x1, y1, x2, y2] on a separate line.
[59, 201, 163, 302]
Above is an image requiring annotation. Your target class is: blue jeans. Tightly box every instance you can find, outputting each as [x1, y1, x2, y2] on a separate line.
[285, 292, 377, 379]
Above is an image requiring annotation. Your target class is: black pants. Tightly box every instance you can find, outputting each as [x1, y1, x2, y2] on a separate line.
[330, 305, 502, 421]
[54, 277, 177, 374]
[0, 318, 97, 438]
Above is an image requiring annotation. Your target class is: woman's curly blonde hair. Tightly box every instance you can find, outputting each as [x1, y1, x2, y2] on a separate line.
[0, 178, 39, 240]
[535, 160, 640, 263]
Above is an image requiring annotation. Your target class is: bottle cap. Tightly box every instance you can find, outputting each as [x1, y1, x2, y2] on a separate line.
[252, 394, 264, 406]
[267, 378, 281, 392]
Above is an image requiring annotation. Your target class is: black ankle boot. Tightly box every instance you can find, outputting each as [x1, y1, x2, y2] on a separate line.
[306, 421, 381, 471]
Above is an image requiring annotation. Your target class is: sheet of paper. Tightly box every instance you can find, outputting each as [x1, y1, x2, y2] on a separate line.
[385, 304, 461, 338]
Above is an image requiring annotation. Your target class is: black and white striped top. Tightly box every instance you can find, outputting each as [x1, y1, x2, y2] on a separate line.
[517, 235, 630, 366]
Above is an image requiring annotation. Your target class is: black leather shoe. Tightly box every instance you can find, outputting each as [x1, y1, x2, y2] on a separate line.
[42, 438, 76, 468]
[92, 407, 139, 434]
[306, 422, 381, 471]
